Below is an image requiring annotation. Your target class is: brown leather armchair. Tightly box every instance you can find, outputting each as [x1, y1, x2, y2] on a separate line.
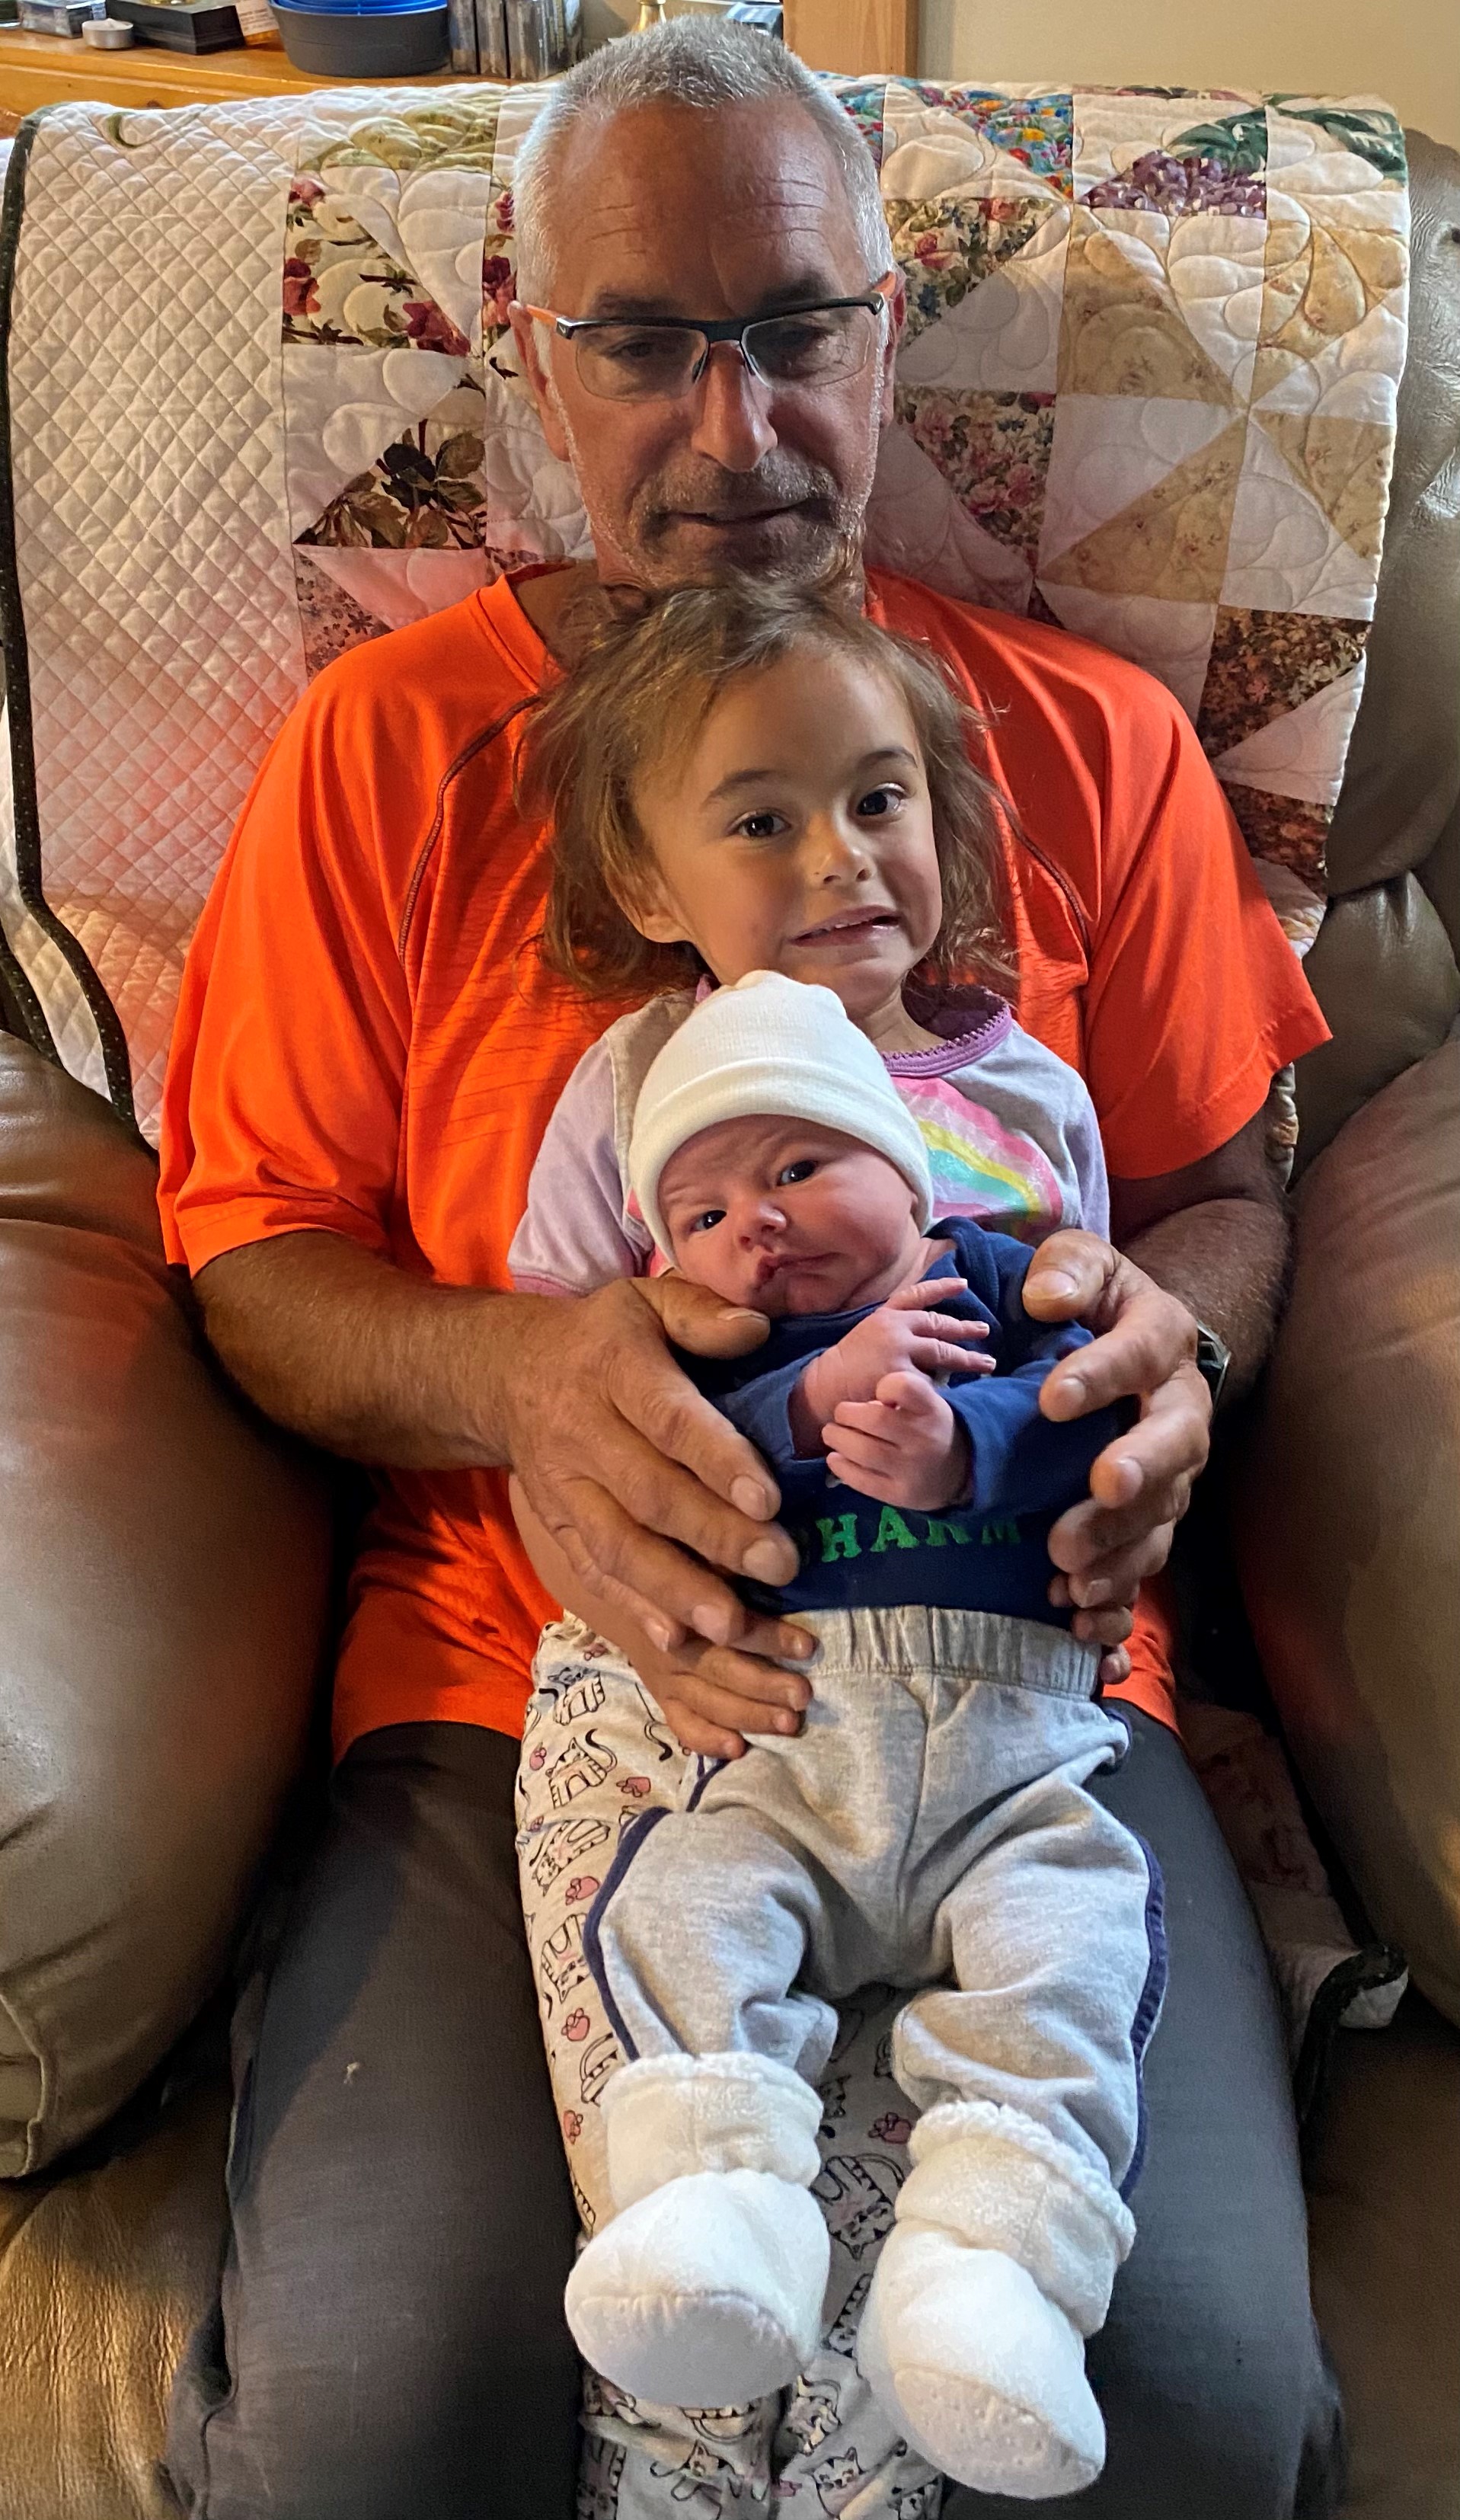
[0, 129, 1457, 2520]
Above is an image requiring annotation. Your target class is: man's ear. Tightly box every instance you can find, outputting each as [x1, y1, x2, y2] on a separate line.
[877, 272, 906, 434]
[510, 303, 571, 463]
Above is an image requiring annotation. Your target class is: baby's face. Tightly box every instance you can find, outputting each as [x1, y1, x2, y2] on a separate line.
[625, 647, 943, 1035]
[657, 1116, 923, 1316]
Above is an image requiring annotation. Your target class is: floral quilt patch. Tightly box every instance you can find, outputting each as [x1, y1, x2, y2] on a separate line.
[894, 385, 1054, 561]
[889, 194, 1058, 341]
[910, 86, 1074, 187]
[299, 387, 489, 553]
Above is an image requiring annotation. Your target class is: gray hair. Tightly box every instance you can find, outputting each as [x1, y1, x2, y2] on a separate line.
[512, 19, 892, 303]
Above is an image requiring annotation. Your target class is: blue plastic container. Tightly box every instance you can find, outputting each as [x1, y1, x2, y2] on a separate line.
[272, 0, 449, 76]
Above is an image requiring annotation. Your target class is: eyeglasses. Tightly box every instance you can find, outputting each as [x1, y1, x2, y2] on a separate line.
[521, 274, 896, 405]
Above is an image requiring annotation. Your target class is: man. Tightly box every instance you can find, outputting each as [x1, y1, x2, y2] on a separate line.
[158, 23, 1339, 2520]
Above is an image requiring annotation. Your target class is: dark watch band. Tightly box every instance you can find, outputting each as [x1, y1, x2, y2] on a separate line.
[1193, 1320, 1232, 1412]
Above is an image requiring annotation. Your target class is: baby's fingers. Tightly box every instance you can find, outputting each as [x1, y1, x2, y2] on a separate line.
[824, 1447, 903, 1501]
[823, 1403, 903, 1461]
[871, 1370, 941, 1417]
[888, 1276, 967, 1311]
[907, 1336, 995, 1378]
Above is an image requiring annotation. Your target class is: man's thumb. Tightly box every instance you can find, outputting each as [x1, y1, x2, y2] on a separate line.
[1020, 1230, 1112, 1320]
[634, 1272, 772, 1358]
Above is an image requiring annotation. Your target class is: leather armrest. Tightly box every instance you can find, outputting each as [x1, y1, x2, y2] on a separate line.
[0, 1039, 331, 2176]
[1234, 1039, 1460, 2022]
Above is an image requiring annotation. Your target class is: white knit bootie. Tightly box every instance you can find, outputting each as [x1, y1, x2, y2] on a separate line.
[564, 2052, 829, 2406]
[858, 2101, 1135, 2499]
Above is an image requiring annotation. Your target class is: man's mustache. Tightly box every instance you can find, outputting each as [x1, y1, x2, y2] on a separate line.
[637, 454, 844, 532]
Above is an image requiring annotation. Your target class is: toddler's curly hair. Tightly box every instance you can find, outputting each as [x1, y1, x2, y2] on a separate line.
[518, 566, 1016, 1001]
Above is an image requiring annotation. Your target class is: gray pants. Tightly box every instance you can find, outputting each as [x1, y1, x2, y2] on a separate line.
[586, 1606, 1164, 2200]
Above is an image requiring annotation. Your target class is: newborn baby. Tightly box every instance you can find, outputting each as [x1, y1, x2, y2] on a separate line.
[543, 974, 1166, 2499]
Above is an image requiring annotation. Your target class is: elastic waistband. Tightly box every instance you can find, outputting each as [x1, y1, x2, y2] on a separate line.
[788, 1606, 1101, 1699]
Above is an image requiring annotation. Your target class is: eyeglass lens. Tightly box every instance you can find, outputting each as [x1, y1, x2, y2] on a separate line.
[572, 302, 880, 402]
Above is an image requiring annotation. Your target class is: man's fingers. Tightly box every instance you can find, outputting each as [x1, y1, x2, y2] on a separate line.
[655, 1654, 810, 1754]
[1069, 1602, 1134, 1648]
[1041, 1297, 1201, 1425]
[532, 1465, 785, 1648]
[1047, 1575, 1140, 1644]
[654, 1696, 748, 1761]
[1090, 1364, 1209, 1503]
[1049, 1510, 1177, 1601]
[585, 1366, 798, 1589]
[612, 1350, 788, 1527]
[729, 1610, 820, 1668]
[530, 1479, 725, 1649]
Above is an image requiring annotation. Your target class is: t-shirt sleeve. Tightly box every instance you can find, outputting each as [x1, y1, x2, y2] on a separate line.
[1075, 686, 1330, 1182]
[158, 673, 417, 1273]
[507, 1033, 648, 1294]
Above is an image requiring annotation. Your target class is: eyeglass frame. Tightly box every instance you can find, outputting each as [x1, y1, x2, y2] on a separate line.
[518, 270, 899, 398]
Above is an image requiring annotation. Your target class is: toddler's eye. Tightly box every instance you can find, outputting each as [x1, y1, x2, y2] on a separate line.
[776, 1159, 816, 1186]
[855, 785, 903, 820]
[732, 809, 790, 842]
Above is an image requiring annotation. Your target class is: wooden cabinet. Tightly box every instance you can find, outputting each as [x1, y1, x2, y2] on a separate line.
[781, 0, 915, 76]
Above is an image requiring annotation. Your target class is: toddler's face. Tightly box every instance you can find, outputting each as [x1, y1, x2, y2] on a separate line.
[626, 648, 943, 1033]
[657, 1115, 922, 1316]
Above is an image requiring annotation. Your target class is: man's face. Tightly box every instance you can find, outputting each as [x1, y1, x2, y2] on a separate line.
[510, 98, 902, 589]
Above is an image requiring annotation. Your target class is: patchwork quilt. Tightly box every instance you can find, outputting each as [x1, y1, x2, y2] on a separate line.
[0, 78, 1409, 1139]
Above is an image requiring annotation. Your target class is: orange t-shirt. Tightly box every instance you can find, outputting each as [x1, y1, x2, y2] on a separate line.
[158, 568, 1329, 1754]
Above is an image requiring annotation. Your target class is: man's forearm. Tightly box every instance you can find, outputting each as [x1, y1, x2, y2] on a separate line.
[1120, 1194, 1288, 1403]
[194, 1229, 525, 1469]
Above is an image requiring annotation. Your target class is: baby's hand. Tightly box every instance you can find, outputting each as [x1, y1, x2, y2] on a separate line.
[795, 1279, 991, 1446]
[824, 1370, 971, 1513]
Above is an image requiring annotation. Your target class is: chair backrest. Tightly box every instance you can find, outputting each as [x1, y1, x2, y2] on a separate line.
[1289, 129, 1460, 1166]
[0, 76, 1411, 1138]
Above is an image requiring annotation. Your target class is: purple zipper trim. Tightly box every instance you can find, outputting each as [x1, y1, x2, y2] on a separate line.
[884, 990, 1013, 1076]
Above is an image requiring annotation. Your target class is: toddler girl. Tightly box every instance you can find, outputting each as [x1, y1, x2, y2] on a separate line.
[509, 574, 1163, 2500]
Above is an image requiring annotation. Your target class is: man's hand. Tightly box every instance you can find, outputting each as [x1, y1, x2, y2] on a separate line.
[510, 1474, 816, 1762]
[495, 1274, 823, 1657]
[196, 1232, 814, 1668]
[793, 1278, 990, 1452]
[1020, 1230, 1210, 1629]
[823, 1370, 970, 1511]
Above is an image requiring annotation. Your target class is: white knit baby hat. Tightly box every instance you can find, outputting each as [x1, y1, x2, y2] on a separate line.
[628, 971, 934, 1259]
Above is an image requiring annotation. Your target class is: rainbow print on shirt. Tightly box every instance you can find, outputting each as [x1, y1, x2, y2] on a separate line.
[896, 1075, 1063, 1241]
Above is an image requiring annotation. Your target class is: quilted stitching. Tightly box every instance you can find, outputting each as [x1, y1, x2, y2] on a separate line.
[0, 82, 1407, 1140]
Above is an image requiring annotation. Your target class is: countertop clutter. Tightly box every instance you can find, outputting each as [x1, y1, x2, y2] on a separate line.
[0, 18, 467, 99]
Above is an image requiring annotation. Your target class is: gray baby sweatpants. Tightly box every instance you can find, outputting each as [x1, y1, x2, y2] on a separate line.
[585, 1606, 1165, 2197]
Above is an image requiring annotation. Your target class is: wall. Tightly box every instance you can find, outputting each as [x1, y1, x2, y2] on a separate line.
[920, 0, 1459, 152]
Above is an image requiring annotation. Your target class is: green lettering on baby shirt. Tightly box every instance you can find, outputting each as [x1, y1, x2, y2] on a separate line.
[981, 1517, 1021, 1546]
[922, 1515, 973, 1548]
[816, 1513, 862, 1562]
[871, 1506, 919, 1554]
